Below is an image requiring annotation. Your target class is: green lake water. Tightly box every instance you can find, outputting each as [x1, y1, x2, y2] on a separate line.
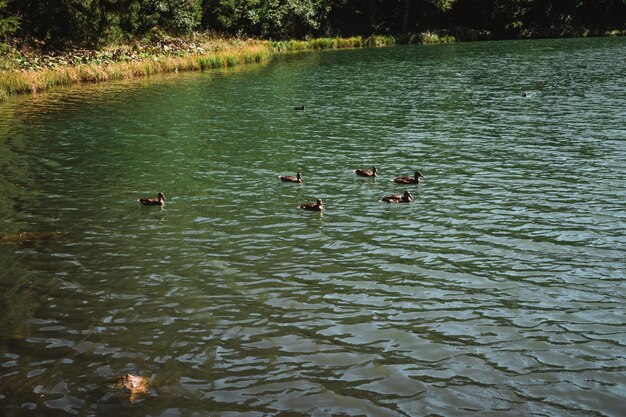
[0, 37, 625, 416]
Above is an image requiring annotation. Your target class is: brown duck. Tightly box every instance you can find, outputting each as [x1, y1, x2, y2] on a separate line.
[354, 166, 378, 177]
[138, 192, 166, 206]
[280, 172, 303, 183]
[108, 374, 149, 402]
[299, 198, 324, 211]
[394, 171, 424, 184]
[382, 190, 413, 203]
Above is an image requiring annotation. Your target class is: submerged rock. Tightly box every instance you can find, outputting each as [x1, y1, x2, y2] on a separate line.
[0, 231, 67, 245]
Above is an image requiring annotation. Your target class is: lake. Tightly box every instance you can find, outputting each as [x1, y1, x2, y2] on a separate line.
[0, 37, 625, 417]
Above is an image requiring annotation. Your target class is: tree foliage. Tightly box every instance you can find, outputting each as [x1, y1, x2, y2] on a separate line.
[0, 0, 20, 40]
[4, 0, 201, 49]
[202, 0, 332, 38]
[1, 0, 624, 49]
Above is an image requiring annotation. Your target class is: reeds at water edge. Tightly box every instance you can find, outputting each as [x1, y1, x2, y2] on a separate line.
[0, 42, 275, 100]
[0, 33, 438, 101]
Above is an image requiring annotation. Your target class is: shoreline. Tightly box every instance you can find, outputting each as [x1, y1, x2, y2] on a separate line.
[0, 35, 396, 102]
[1, 30, 623, 103]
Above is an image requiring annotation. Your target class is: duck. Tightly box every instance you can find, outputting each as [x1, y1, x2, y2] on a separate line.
[138, 192, 166, 206]
[280, 172, 303, 183]
[355, 166, 378, 177]
[112, 374, 149, 402]
[394, 170, 424, 184]
[382, 190, 413, 203]
[294, 105, 305, 111]
[299, 198, 324, 211]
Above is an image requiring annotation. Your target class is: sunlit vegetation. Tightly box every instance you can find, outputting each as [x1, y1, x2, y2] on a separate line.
[0, 0, 623, 101]
[417, 32, 456, 44]
[271, 35, 396, 52]
[1, 34, 400, 100]
[0, 38, 274, 99]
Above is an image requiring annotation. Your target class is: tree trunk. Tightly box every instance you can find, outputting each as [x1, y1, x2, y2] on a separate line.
[401, 0, 411, 33]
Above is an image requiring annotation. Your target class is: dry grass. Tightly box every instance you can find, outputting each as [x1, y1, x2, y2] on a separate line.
[0, 36, 392, 101]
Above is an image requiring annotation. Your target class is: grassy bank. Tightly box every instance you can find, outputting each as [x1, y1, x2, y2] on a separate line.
[4, 26, 622, 102]
[0, 37, 273, 102]
[0, 34, 401, 102]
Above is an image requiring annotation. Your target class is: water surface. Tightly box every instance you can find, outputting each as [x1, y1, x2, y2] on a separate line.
[1, 37, 625, 416]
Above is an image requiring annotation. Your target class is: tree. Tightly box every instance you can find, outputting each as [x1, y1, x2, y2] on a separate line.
[203, 0, 332, 38]
[152, 0, 202, 35]
[4, 0, 202, 49]
[0, 0, 20, 41]
[2, 0, 625, 49]
[400, 0, 456, 32]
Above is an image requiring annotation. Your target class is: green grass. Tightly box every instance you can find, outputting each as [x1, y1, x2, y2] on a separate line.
[270, 35, 389, 53]
[363, 35, 396, 47]
[605, 29, 626, 36]
[418, 32, 457, 44]
[0, 34, 427, 102]
[0, 42, 275, 100]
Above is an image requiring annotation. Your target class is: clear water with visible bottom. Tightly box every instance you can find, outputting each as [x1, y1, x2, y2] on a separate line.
[0, 37, 625, 416]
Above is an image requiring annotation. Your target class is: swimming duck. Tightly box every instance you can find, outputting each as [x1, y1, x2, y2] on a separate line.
[355, 166, 378, 177]
[108, 374, 149, 402]
[280, 172, 303, 183]
[394, 171, 424, 184]
[382, 190, 413, 203]
[122, 374, 148, 396]
[300, 198, 324, 211]
[138, 192, 166, 206]
[294, 105, 305, 111]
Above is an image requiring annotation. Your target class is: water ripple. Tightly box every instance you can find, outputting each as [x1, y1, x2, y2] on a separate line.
[0, 37, 625, 416]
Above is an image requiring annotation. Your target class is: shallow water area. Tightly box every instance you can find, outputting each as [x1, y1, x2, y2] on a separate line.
[0, 37, 625, 416]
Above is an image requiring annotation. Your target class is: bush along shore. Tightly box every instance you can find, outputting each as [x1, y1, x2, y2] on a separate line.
[0, 33, 404, 102]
